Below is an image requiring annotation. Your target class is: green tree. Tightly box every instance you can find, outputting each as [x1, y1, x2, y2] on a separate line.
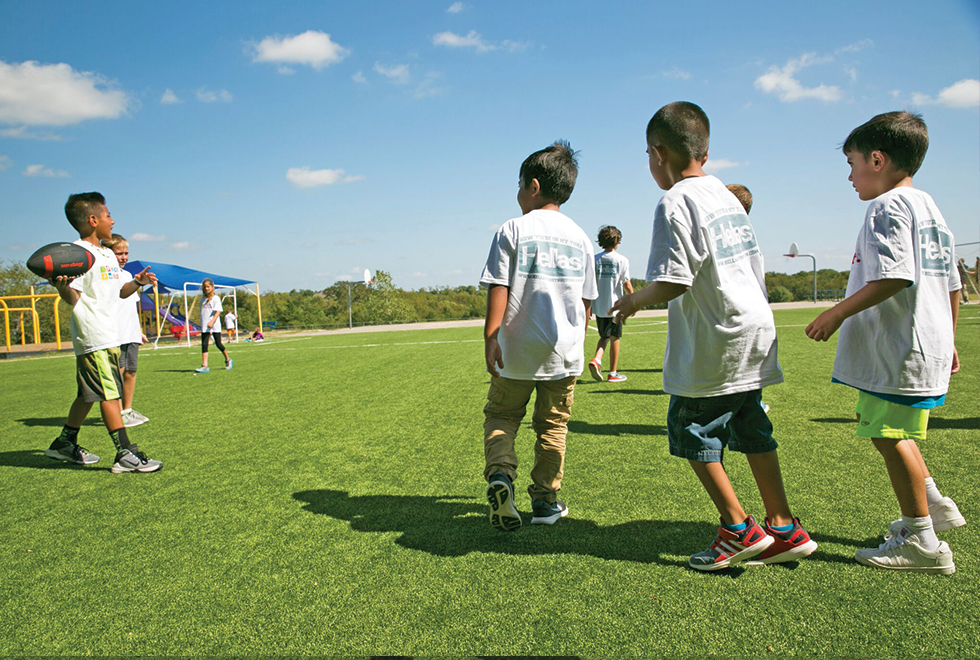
[361, 270, 414, 325]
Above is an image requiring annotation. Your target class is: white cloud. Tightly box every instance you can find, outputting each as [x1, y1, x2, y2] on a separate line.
[196, 88, 233, 103]
[662, 67, 691, 80]
[835, 39, 874, 55]
[411, 271, 427, 277]
[130, 232, 167, 242]
[0, 126, 63, 140]
[374, 62, 411, 84]
[277, 66, 296, 75]
[889, 89, 901, 98]
[160, 88, 181, 104]
[286, 167, 365, 188]
[488, 223, 500, 232]
[0, 155, 10, 170]
[844, 66, 858, 83]
[702, 158, 741, 174]
[23, 164, 69, 177]
[433, 30, 494, 53]
[912, 79, 980, 109]
[250, 31, 349, 71]
[0, 60, 131, 126]
[447, 2, 464, 13]
[169, 241, 192, 251]
[352, 70, 367, 85]
[754, 53, 843, 102]
[414, 72, 447, 99]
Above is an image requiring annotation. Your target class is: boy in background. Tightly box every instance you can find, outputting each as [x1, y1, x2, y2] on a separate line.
[47, 192, 162, 473]
[101, 233, 149, 428]
[611, 103, 815, 570]
[589, 226, 633, 383]
[225, 310, 238, 341]
[806, 111, 963, 574]
[480, 141, 597, 531]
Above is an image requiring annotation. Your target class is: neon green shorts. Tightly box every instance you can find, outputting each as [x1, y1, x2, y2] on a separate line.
[855, 391, 929, 441]
[76, 347, 122, 403]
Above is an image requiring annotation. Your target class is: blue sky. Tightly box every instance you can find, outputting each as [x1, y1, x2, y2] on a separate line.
[2, 0, 978, 292]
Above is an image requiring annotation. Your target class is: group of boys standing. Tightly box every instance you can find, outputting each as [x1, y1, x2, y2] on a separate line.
[480, 102, 963, 574]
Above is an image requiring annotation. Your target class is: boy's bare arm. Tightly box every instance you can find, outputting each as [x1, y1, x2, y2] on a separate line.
[609, 281, 689, 322]
[583, 299, 592, 339]
[950, 289, 961, 374]
[120, 267, 157, 298]
[805, 278, 910, 342]
[484, 284, 508, 376]
[624, 279, 635, 295]
[50, 276, 80, 307]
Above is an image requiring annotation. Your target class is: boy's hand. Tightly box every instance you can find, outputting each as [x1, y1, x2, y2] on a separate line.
[805, 308, 844, 341]
[951, 347, 960, 374]
[134, 266, 157, 287]
[485, 336, 504, 377]
[609, 293, 638, 324]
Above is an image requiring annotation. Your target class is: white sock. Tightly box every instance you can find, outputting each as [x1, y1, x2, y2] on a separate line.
[924, 477, 944, 507]
[902, 515, 939, 551]
[122, 408, 132, 414]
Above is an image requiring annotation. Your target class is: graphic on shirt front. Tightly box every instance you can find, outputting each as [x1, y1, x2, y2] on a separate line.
[919, 221, 953, 278]
[98, 264, 120, 281]
[704, 212, 759, 265]
[517, 236, 587, 282]
[596, 260, 621, 280]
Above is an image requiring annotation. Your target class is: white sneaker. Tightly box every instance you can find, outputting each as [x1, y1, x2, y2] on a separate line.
[131, 409, 150, 424]
[121, 410, 146, 428]
[855, 534, 955, 574]
[885, 497, 966, 539]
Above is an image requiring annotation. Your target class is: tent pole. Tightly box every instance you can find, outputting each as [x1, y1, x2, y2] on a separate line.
[256, 283, 263, 335]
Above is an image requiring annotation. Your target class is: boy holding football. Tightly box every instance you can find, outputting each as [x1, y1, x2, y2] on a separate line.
[46, 192, 163, 473]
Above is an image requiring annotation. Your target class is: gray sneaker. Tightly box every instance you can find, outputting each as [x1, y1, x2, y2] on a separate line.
[131, 409, 150, 424]
[45, 439, 99, 465]
[111, 444, 162, 474]
[530, 499, 569, 525]
[487, 473, 521, 532]
[121, 410, 146, 428]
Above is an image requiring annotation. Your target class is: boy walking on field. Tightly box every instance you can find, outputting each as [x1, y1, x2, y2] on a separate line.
[806, 111, 963, 574]
[589, 226, 633, 383]
[611, 102, 816, 570]
[47, 192, 162, 473]
[480, 141, 597, 531]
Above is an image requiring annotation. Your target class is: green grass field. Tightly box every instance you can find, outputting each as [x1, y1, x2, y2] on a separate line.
[1, 307, 977, 658]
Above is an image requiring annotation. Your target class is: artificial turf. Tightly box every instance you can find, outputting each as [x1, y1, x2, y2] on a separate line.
[0, 306, 977, 657]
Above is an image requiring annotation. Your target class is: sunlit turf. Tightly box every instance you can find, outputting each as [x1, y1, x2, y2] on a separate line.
[1, 306, 977, 657]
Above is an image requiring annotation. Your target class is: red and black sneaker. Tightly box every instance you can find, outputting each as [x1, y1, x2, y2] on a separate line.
[748, 517, 818, 565]
[689, 515, 774, 571]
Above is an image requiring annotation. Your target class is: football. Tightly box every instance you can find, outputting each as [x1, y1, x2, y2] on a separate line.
[26, 242, 95, 280]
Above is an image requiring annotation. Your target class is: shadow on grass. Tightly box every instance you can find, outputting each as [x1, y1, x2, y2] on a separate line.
[567, 420, 667, 437]
[586, 388, 666, 396]
[618, 368, 662, 374]
[0, 449, 109, 470]
[812, 416, 980, 430]
[295, 489, 703, 566]
[16, 417, 102, 428]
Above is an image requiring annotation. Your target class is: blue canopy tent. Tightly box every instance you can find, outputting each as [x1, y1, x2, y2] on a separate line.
[124, 260, 261, 347]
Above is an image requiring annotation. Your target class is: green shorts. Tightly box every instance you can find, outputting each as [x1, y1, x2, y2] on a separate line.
[855, 390, 929, 441]
[76, 347, 123, 403]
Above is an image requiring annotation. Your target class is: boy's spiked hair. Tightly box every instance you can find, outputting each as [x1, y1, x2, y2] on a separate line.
[65, 192, 106, 232]
[646, 102, 710, 162]
[101, 233, 127, 250]
[519, 140, 579, 205]
[597, 225, 623, 250]
[842, 110, 928, 176]
[726, 184, 753, 214]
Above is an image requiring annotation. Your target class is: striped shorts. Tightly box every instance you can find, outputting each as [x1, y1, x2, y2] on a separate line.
[76, 347, 123, 403]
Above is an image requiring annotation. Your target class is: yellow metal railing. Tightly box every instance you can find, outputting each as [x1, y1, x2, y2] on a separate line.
[0, 289, 65, 352]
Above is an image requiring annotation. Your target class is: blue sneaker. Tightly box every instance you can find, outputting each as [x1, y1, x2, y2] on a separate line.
[225, 359, 233, 370]
[195, 367, 210, 374]
[530, 499, 568, 525]
[487, 473, 521, 532]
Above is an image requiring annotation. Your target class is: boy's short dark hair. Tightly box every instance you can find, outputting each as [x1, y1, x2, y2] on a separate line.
[726, 184, 753, 214]
[65, 192, 106, 232]
[842, 111, 928, 176]
[646, 102, 710, 162]
[597, 225, 622, 250]
[519, 140, 578, 205]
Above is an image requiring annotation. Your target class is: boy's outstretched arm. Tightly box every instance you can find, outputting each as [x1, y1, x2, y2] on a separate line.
[484, 284, 508, 376]
[609, 281, 689, 323]
[120, 266, 157, 298]
[950, 289, 961, 374]
[805, 278, 910, 341]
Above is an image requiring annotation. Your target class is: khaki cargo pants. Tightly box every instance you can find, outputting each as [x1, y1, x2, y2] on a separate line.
[483, 374, 576, 504]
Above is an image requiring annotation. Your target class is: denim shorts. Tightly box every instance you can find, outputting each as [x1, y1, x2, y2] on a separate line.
[667, 389, 777, 462]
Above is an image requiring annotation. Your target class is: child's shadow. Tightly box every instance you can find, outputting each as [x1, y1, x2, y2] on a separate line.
[295, 489, 709, 567]
[0, 450, 109, 470]
[567, 420, 667, 437]
[16, 417, 102, 428]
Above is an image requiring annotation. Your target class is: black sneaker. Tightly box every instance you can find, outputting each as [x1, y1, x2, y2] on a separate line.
[45, 439, 100, 465]
[487, 472, 521, 532]
[111, 444, 162, 474]
[530, 499, 568, 525]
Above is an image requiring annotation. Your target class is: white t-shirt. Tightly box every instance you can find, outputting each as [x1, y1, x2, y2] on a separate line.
[480, 209, 598, 381]
[116, 269, 143, 345]
[224, 312, 236, 330]
[594, 250, 631, 318]
[646, 175, 783, 397]
[201, 295, 223, 334]
[69, 240, 122, 355]
[833, 187, 960, 397]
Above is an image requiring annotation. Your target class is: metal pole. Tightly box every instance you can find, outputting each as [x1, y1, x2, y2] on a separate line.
[807, 255, 817, 303]
[347, 283, 353, 329]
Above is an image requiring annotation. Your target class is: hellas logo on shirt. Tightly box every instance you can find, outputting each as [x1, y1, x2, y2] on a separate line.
[920, 223, 952, 277]
[517, 239, 586, 281]
[705, 213, 758, 263]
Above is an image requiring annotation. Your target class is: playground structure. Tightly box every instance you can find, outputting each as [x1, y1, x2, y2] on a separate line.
[1, 261, 261, 353]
